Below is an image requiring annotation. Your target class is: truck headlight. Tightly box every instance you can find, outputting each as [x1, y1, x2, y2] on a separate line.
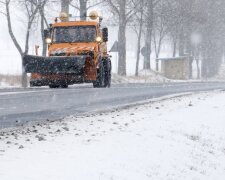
[96, 36, 102, 43]
[46, 38, 52, 44]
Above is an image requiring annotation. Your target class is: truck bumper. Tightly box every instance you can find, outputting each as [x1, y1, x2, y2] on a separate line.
[24, 55, 88, 74]
[30, 74, 86, 87]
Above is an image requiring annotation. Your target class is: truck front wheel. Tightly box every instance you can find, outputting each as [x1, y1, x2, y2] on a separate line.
[49, 84, 68, 88]
[93, 61, 105, 88]
[49, 84, 60, 88]
[104, 59, 111, 88]
[60, 84, 68, 88]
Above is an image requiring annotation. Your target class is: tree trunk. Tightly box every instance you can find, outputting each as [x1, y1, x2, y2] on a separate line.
[196, 58, 200, 79]
[155, 40, 162, 71]
[61, 0, 70, 13]
[21, 55, 28, 88]
[135, 34, 141, 76]
[6, 1, 23, 56]
[117, 1, 127, 76]
[40, 8, 47, 56]
[135, 2, 144, 76]
[188, 57, 193, 79]
[6, 1, 27, 87]
[118, 20, 126, 76]
[143, 0, 153, 70]
[201, 47, 208, 78]
[173, 37, 177, 57]
[178, 26, 185, 56]
[185, 20, 193, 79]
[143, 27, 152, 69]
[79, 0, 87, 20]
[135, 24, 143, 76]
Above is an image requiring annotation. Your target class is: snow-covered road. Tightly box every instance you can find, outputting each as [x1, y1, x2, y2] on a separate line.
[0, 91, 225, 180]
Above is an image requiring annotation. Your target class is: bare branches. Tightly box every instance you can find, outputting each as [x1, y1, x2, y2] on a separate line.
[106, 0, 119, 15]
[5, 0, 23, 56]
[70, 0, 105, 11]
[3, 0, 50, 87]
[0, 0, 6, 5]
[70, 1, 79, 10]
[87, 1, 104, 10]
[22, 0, 48, 54]
[105, 0, 140, 75]
[0, 0, 6, 16]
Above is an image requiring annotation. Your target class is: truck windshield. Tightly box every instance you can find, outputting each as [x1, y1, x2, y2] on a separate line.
[53, 26, 96, 43]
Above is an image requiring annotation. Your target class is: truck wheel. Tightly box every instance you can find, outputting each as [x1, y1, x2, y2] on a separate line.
[49, 84, 60, 88]
[60, 84, 68, 88]
[93, 61, 105, 88]
[104, 59, 111, 88]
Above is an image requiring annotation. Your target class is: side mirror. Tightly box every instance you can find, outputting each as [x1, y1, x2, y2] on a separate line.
[43, 29, 50, 39]
[102, 28, 108, 42]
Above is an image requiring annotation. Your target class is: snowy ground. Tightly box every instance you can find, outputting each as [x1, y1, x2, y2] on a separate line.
[112, 70, 171, 84]
[0, 91, 225, 180]
[0, 74, 21, 88]
[0, 81, 12, 88]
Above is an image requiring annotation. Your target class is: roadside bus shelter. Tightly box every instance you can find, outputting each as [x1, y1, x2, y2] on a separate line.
[158, 56, 191, 80]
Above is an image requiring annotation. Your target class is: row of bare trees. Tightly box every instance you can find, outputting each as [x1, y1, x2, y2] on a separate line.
[0, 0, 49, 87]
[106, 0, 225, 78]
[1, 0, 225, 87]
[0, 0, 102, 87]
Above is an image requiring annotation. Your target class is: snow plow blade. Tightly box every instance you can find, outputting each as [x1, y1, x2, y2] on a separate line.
[23, 55, 87, 74]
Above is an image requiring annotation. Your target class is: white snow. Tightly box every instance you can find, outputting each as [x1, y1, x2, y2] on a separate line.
[0, 81, 17, 89]
[111, 70, 204, 84]
[0, 91, 225, 180]
[112, 70, 170, 84]
[0, 75, 21, 88]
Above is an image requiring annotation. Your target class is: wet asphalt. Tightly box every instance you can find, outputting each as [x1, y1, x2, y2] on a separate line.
[0, 82, 225, 129]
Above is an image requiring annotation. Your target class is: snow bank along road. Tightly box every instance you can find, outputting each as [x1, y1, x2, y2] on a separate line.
[0, 92, 225, 180]
[0, 82, 225, 129]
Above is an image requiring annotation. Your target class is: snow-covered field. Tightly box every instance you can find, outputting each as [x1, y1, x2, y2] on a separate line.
[0, 91, 225, 180]
[0, 75, 21, 88]
[112, 70, 170, 84]
[0, 81, 11, 88]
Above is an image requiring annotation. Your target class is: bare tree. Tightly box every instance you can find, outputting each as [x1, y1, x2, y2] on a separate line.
[142, 0, 161, 70]
[199, 0, 225, 78]
[132, 0, 144, 76]
[164, 0, 225, 78]
[106, 0, 137, 76]
[153, 0, 175, 71]
[143, 0, 153, 70]
[2, 0, 47, 87]
[39, 5, 49, 56]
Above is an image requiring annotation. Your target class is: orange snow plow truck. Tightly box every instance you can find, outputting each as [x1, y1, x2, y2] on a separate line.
[23, 11, 111, 88]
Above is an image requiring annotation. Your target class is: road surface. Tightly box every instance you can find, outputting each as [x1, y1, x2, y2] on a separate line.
[0, 82, 225, 129]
